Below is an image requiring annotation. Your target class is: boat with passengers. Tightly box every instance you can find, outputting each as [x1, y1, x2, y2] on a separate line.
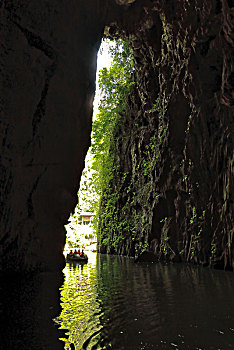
[66, 249, 88, 263]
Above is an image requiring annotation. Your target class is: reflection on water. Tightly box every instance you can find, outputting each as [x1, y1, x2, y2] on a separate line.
[56, 253, 103, 349]
[55, 253, 234, 350]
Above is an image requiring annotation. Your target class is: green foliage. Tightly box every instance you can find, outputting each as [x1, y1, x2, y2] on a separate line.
[190, 207, 197, 224]
[138, 241, 149, 252]
[90, 39, 135, 245]
[69, 39, 135, 222]
[78, 163, 99, 212]
[77, 37, 171, 256]
[160, 217, 168, 223]
[91, 39, 134, 194]
[211, 242, 216, 258]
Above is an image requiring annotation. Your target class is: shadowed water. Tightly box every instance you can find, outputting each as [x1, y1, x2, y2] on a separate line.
[0, 271, 66, 350]
[55, 253, 234, 350]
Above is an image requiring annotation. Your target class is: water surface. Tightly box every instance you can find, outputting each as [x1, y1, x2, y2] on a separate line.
[55, 253, 234, 349]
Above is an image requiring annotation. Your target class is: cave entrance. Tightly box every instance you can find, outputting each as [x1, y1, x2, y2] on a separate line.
[64, 38, 133, 254]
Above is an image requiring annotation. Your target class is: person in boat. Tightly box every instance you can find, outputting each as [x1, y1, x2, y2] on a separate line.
[77, 249, 81, 255]
[80, 249, 84, 257]
[69, 249, 73, 255]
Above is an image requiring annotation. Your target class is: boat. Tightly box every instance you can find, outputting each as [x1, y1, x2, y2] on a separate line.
[66, 253, 88, 263]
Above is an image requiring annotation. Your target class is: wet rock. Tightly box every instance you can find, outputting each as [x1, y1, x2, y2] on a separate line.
[135, 251, 158, 263]
[170, 254, 182, 264]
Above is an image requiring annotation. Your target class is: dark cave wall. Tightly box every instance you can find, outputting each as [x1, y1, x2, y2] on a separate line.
[0, 0, 233, 272]
[147, 0, 233, 269]
[0, 0, 108, 271]
[98, 1, 234, 269]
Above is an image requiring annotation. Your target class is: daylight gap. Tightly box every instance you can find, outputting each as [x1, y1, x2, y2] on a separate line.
[64, 39, 115, 254]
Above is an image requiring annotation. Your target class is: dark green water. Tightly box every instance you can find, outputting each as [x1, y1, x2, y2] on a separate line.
[55, 253, 234, 350]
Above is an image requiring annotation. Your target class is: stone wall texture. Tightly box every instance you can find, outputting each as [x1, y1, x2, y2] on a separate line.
[0, 0, 233, 271]
[98, 0, 234, 270]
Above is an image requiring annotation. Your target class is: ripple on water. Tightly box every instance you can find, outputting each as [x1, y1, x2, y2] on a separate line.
[54, 253, 234, 350]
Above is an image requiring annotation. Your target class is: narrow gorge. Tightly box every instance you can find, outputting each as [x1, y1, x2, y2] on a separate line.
[1, 0, 233, 273]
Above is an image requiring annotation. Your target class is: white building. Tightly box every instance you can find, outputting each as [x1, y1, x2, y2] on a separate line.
[80, 212, 95, 226]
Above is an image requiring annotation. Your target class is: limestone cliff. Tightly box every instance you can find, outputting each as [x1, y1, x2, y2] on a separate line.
[0, 0, 233, 272]
[97, 0, 234, 270]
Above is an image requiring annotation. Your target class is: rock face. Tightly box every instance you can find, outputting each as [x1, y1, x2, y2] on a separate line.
[97, 1, 234, 270]
[0, 0, 233, 272]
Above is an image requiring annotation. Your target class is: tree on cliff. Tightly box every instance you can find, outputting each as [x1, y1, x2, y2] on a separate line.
[89, 39, 134, 226]
[90, 39, 134, 201]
